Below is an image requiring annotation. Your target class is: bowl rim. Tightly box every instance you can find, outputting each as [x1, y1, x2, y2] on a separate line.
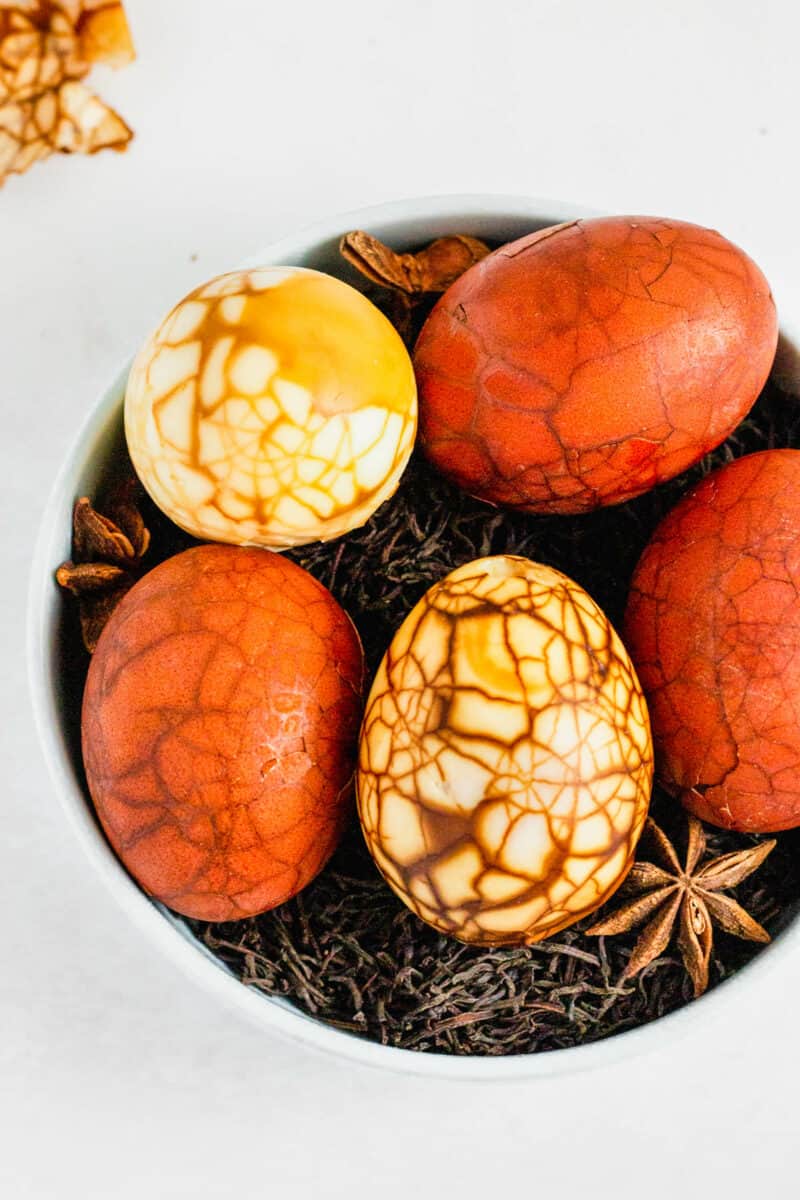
[27, 191, 800, 1081]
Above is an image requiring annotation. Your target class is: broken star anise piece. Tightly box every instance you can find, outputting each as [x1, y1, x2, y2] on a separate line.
[56, 476, 149, 653]
[340, 230, 490, 295]
[586, 815, 775, 998]
[340, 229, 490, 347]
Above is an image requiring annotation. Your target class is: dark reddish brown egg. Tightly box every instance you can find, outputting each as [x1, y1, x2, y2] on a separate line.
[414, 216, 778, 512]
[625, 450, 800, 833]
[81, 544, 364, 919]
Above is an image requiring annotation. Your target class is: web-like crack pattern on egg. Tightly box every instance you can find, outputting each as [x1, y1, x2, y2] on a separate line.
[625, 449, 800, 833]
[415, 218, 778, 514]
[124, 267, 417, 548]
[357, 556, 653, 945]
[81, 545, 364, 922]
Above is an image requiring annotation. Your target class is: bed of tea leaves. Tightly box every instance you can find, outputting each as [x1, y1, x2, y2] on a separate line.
[56, 253, 800, 1055]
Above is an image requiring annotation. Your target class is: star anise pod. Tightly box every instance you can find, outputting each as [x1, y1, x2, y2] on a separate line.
[55, 475, 150, 652]
[586, 815, 775, 997]
[340, 230, 490, 295]
[340, 230, 490, 345]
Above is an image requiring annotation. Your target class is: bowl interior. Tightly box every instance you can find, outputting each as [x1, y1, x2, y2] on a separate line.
[29, 195, 800, 1079]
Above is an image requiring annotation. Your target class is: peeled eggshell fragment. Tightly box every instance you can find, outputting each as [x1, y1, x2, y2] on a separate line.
[625, 449, 800, 833]
[81, 544, 364, 920]
[357, 555, 653, 945]
[125, 266, 417, 548]
[414, 216, 778, 513]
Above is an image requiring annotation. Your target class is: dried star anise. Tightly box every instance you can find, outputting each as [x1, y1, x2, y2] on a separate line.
[340, 230, 490, 295]
[55, 476, 149, 652]
[586, 815, 775, 997]
[339, 230, 490, 345]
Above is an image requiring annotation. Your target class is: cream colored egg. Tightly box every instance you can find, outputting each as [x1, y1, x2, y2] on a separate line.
[357, 555, 653, 945]
[124, 266, 417, 548]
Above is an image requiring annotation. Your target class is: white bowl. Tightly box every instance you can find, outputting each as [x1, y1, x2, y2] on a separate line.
[28, 194, 800, 1080]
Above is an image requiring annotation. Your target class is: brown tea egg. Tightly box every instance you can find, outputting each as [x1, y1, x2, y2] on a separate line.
[357, 556, 653, 945]
[125, 267, 417, 548]
[415, 216, 777, 513]
[625, 449, 800, 833]
[81, 544, 364, 921]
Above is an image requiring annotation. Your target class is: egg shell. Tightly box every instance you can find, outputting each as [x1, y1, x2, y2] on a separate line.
[81, 544, 364, 920]
[357, 555, 653, 945]
[625, 450, 800, 833]
[414, 216, 778, 513]
[125, 266, 417, 548]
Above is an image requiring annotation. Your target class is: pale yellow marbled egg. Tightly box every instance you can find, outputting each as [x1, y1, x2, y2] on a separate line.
[124, 267, 417, 548]
[357, 556, 653, 945]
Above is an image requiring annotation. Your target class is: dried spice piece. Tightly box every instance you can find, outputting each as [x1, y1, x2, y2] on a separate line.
[56, 476, 149, 652]
[339, 230, 490, 347]
[340, 230, 489, 294]
[586, 815, 775, 997]
[0, 1, 134, 184]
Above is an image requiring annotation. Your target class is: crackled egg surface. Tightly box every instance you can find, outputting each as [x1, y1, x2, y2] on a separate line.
[82, 544, 365, 921]
[357, 556, 653, 945]
[415, 216, 777, 513]
[125, 267, 417, 548]
[625, 449, 800, 833]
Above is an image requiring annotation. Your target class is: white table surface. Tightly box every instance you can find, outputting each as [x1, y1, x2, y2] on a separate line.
[3, 1, 799, 1196]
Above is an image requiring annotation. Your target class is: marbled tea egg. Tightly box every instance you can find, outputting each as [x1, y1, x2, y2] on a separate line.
[357, 556, 653, 945]
[125, 267, 417, 548]
[415, 216, 778, 513]
[81, 544, 364, 920]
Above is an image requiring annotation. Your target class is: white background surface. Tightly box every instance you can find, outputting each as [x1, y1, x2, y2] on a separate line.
[3, 1, 800, 1196]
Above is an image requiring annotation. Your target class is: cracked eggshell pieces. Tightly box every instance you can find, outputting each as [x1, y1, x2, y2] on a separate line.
[414, 216, 778, 513]
[124, 266, 417, 548]
[357, 555, 653, 945]
[625, 449, 800, 833]
[81, 544, 364, 920]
